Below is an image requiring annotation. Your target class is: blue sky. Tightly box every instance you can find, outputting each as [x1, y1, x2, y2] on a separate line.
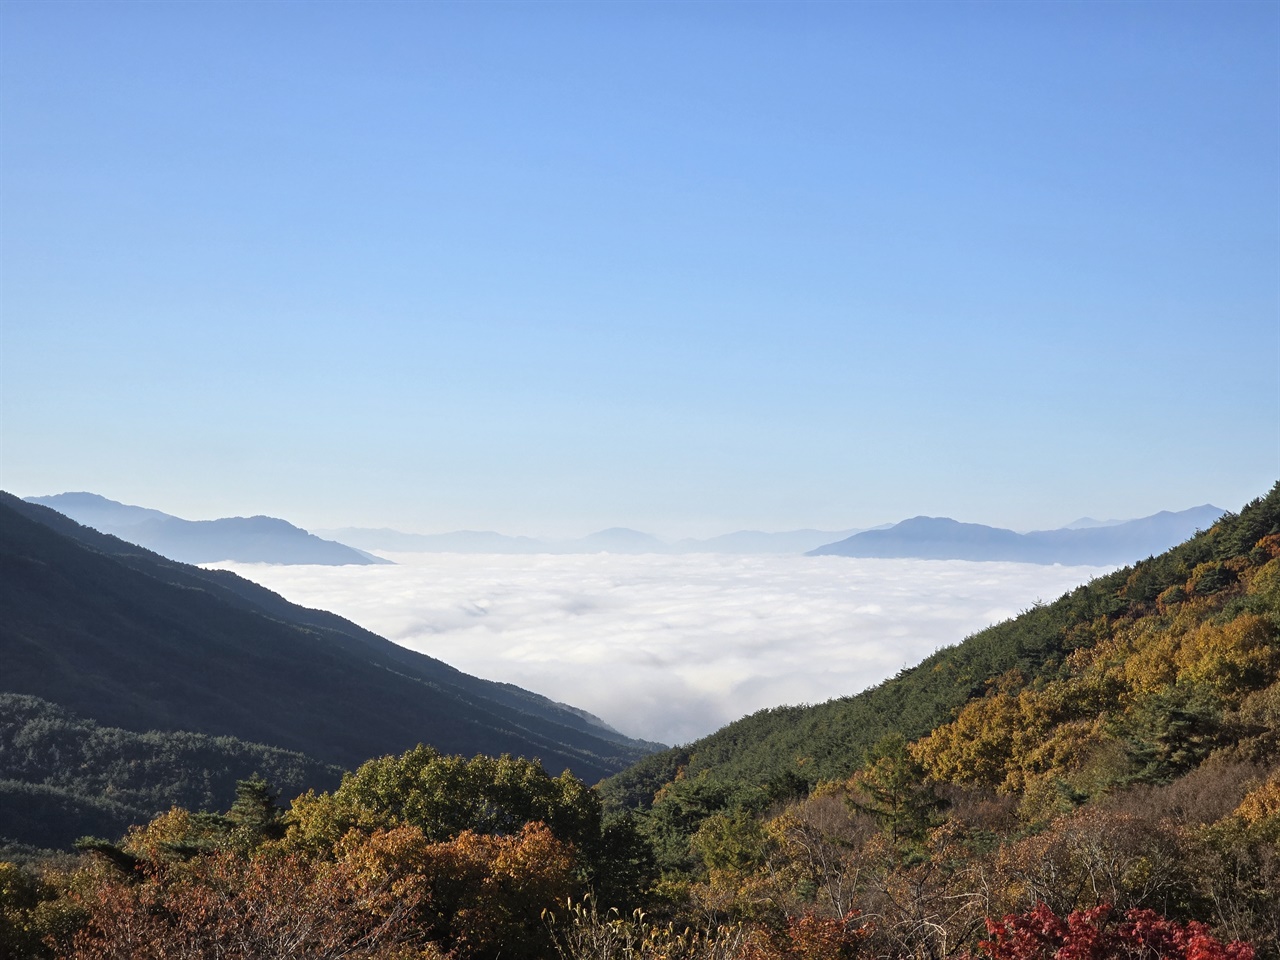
[2, 0, 1277, 538]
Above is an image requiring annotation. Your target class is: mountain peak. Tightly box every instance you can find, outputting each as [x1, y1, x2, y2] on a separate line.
[25, 492, 385, 566]
[808, 504, 1228, 564]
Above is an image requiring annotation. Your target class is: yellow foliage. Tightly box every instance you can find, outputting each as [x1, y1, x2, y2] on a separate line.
[1246, 556, 1280, 608]
[283, 789, 347, 852]
[120, 807, 195, 861]
[1018, 718, 1109, 782]
[1122, 613, 1279, 702]
[912, 690, 1023, 787]
[1234, 775, 1280, 825]
[1015, 773, 1075, 825]
[332, 821, 577, 958]
[914, 681, 1116, 793]
[914, 603, 1278, 801]
[335, 824, 436, 900]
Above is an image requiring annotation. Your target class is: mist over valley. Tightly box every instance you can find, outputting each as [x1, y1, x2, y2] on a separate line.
[209, 551, 1112, 744]
[2, 2, 1275, 953]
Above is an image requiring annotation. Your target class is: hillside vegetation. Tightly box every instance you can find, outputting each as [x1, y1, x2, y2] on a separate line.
[588, 483, 1280, 954]
[602, 485, 1277, 818]
[0, 492, 659, 852]
[0, 694, 341, 851]
[1, 485, 1276, 958]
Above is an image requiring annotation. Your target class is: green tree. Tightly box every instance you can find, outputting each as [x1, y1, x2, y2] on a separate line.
[847, 734, 941, 854]
[226, 775, 285, 849]
[286, 745, 654, 906]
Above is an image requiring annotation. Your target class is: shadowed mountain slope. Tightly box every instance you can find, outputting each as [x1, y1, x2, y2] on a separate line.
[0, 493, 659, 792]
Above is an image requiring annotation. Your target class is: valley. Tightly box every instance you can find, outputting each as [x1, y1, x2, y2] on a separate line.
[2, 485, 1276, 958]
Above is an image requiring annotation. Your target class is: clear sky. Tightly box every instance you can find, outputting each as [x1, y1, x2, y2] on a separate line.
[2, 0, 1277, 539]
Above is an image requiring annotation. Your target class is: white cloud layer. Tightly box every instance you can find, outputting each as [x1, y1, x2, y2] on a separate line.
[209, 554, 1112, 745]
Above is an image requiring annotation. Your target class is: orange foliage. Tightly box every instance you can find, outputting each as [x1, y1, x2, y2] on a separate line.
[66, 850, 418, 960]
[65, 818, 576, 960]
[740, 910, 870, 960]
[335, 820, 577, 958]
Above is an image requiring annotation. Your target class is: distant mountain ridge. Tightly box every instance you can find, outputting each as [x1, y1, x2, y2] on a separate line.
[315, 527, 551, 554]
[317, 525, 869, 555]
[25, 492, 386, 566]
[323, 506, 1221, 562]
[1062, 516, 1127, 530]
[672, 527, 870, 554]
[808, 504, 1226, 565]
[52, 489, 1223, 563]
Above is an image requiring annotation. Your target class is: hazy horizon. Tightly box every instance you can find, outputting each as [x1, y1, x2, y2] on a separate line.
[11, 485, 1236, 545]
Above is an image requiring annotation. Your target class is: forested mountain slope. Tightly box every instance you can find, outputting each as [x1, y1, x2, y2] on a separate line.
[602, 564, 1133, 812]
[587, 484, 1280, 956]
[0, 493, 657, 804]
[602, 483, 1280, 825]
[0, 694, 341, 851]
[4, 487, 1275, 958]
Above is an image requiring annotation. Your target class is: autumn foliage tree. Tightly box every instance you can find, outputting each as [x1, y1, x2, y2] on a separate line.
[972, 903, 1255, 960]
[64, 849, 421, 960]
[11, 489, 1280, 960]
[48, 754, 642, 960]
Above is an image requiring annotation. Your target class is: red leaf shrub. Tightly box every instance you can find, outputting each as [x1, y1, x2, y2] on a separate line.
[973, 903, 1255, 960]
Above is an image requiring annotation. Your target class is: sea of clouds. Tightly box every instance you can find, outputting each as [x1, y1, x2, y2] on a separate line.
[209, 553, 1112, 745]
